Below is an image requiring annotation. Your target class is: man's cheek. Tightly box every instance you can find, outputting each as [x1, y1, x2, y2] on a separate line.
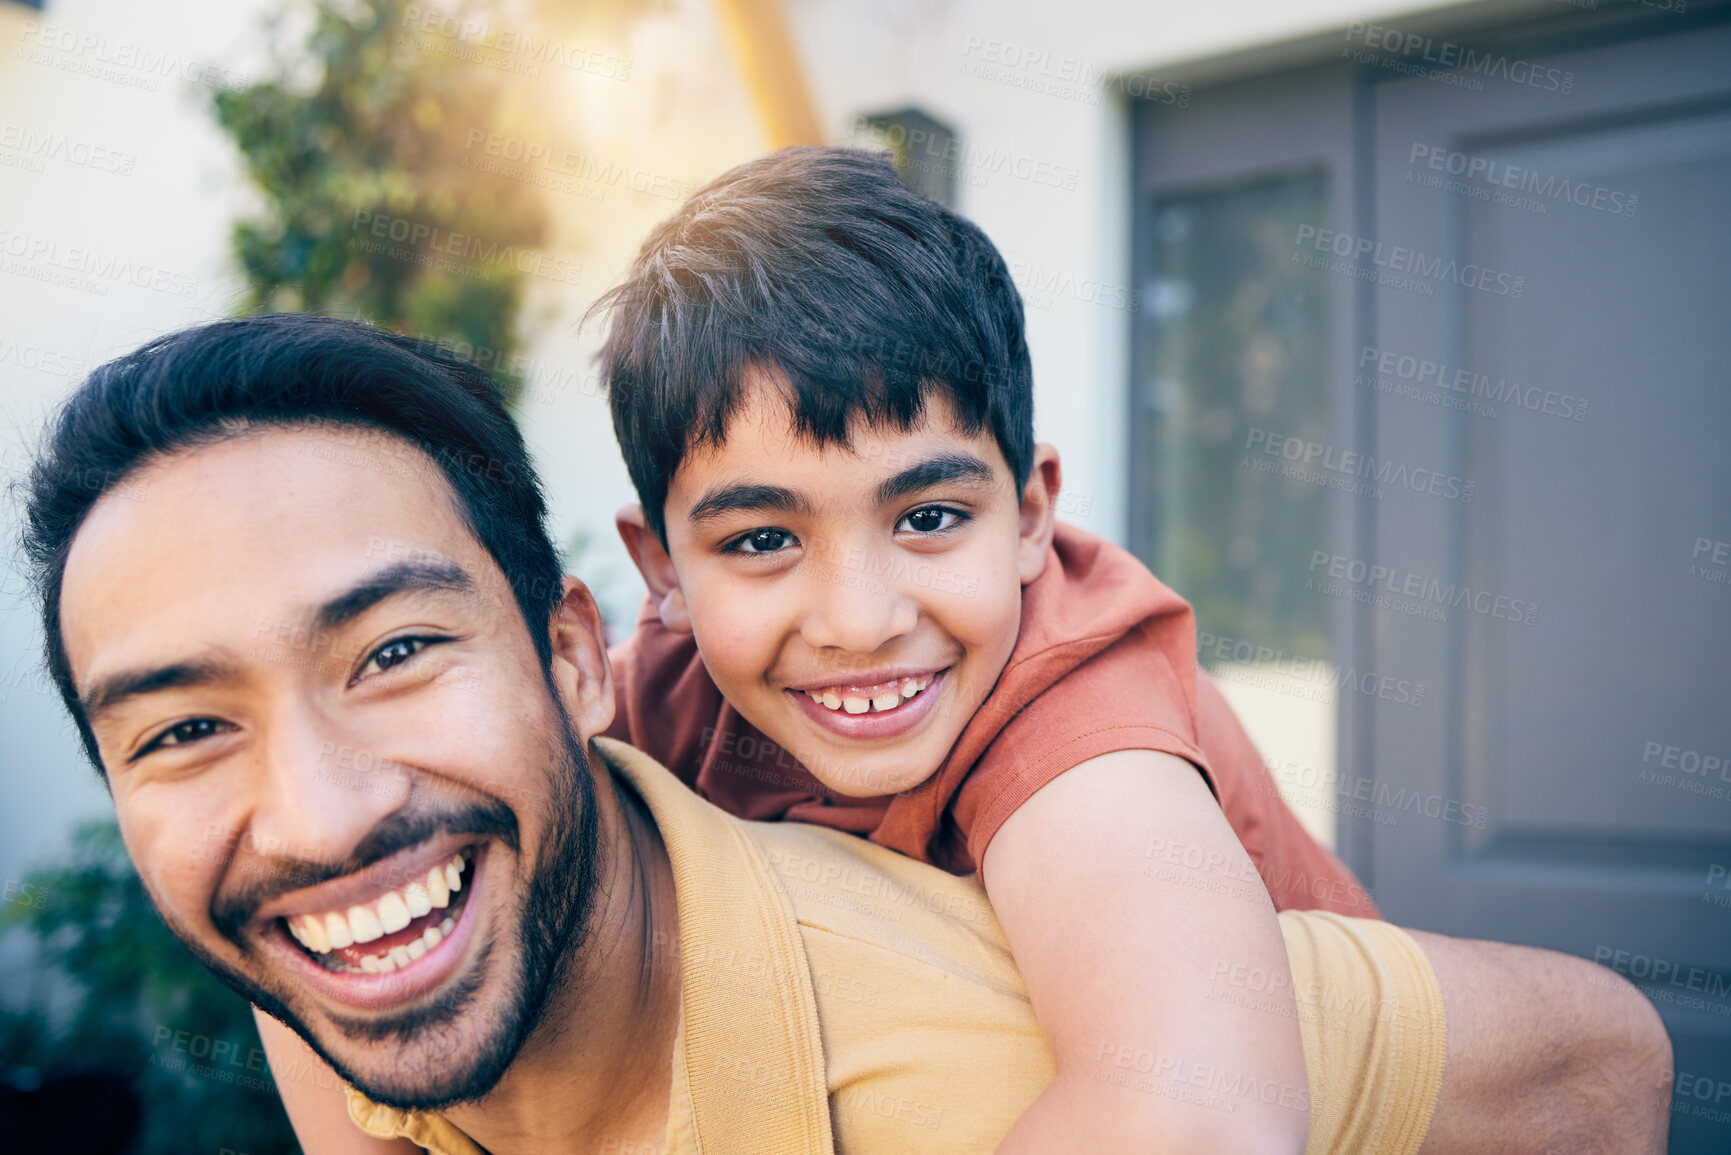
[122, 803, 236, 937]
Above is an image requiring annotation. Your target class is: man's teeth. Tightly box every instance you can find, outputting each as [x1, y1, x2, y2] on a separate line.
[806, 675, 933, 714]
[358, 919, 456, 974]
[285, 849, 471, 969]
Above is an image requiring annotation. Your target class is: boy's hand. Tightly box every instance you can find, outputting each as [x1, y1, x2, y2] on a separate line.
[980, 749, 1310, 1155]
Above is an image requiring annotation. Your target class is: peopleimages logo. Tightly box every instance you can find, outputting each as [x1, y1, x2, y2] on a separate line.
[1294, 225, 1526, 298]
[1342, 22, 1575, 94]
[1306, 551, 1540, 627]
[1243, 427, 1474, 503]
[1358, 346, 1589, 422]
[348, 211, 582, 286]
[1407, 144, 1637, 217]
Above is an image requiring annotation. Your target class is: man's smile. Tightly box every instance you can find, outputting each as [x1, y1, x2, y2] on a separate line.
[252, 838, 494, 1013]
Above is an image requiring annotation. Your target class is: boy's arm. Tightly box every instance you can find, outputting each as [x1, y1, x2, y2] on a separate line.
[980, 748, 1310, 1155]
[254, 1008, 424, 1154]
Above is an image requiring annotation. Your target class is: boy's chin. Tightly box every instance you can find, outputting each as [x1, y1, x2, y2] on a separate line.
[812, 759, 936, 799]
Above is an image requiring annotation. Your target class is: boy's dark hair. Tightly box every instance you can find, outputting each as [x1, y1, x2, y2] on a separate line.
[19, 312, 564, 776]
[593, 145, 1033, 542]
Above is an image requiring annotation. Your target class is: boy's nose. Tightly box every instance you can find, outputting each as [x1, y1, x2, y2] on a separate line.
[796, 553, 920, 655]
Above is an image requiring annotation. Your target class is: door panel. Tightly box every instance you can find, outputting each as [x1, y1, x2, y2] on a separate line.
[1368, 22, 1731, 1153]
[1135, 13, 1731, 1152]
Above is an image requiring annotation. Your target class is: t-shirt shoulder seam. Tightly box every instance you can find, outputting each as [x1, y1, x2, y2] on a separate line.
[793, 922, 1030, 1003]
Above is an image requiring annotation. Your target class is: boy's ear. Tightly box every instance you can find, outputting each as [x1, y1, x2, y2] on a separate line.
[1016, 444, 1063, 585]
[615, 503, 693, 634]
[548, 576, 616, 739]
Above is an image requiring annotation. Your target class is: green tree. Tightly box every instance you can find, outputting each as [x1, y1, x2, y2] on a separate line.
[1, 821, 301, 1153]
[212, 0, 555, 403]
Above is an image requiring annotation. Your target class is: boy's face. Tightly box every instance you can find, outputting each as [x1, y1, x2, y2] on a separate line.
[654, 378, 1057, 797]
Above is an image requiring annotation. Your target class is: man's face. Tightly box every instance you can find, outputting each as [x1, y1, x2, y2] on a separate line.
[660, 383, 1051, 797]
[58, 425, 610, 1109]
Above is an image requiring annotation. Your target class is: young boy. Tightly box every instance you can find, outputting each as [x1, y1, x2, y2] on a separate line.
[594, 147, 1378, 1151]
[272, 147, 1386, 1152]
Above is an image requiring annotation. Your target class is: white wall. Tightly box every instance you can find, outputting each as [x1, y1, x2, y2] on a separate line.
[0, 0, 271, 915]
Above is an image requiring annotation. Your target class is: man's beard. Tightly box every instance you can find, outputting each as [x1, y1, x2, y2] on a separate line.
[171, 700, 602, 1111]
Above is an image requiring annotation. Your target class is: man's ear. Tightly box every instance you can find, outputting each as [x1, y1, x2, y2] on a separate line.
[548, 575, 617, 739]
[1016, 444, 1063, 585]
[614, 503, 692, 633]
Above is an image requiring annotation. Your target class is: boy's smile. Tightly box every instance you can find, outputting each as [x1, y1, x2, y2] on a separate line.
[641, 376, 1059, 798]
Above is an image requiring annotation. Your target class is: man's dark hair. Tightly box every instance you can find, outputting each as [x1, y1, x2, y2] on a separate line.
[19, 312, 564, 775]
[593, 145, 1034, 542]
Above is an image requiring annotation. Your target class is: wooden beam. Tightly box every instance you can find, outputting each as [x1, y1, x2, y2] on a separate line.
[713, 0, 824, 148]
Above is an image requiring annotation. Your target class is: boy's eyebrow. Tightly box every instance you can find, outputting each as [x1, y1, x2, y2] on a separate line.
[687, 483, 813, 525]
[876, 452, 998, 506]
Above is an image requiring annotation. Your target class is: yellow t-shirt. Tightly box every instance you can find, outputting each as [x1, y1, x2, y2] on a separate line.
[347, 737, 1444, 1154]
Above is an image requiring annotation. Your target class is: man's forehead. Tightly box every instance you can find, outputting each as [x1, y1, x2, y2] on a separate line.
[58, 425, 485, 682]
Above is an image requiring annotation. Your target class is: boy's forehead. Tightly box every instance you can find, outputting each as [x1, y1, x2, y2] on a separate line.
[674, 375, 1009, 493]
[59, 426, 485, 679]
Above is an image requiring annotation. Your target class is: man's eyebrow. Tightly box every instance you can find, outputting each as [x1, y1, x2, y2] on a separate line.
[82, 657, 239, 724]
[876, 452, 999, 506]
[311, 558, 476, 634]
[79, 559, 477, 724]
[687, 483, 813, 526]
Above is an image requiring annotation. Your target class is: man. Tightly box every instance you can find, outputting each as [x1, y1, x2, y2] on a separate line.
[21, 314, 1670, 1153]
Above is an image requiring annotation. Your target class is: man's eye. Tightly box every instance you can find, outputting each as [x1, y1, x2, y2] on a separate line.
[730, 528, 797, 554]
[138, 718, 227, 757]
[897, 506, 964, 534]
[357, 637, 437, 680]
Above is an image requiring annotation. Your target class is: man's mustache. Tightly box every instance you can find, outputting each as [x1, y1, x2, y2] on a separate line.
[209, 799, 519, 948]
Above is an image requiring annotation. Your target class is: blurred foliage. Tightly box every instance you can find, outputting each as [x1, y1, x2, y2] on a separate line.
[212, 0, 563, 405]
[0, 820, 300, 1153]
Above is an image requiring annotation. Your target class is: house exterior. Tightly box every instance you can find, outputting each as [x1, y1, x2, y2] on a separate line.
[0, 0, 1726, 1146]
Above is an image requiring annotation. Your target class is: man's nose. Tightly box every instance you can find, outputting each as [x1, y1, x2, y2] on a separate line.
[796, 544, 920, 655]
[242, 707, 410, 870]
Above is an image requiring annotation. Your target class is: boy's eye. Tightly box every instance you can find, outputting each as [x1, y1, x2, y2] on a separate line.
[730, 528, 798, 554]
[896, 506, 964, 534]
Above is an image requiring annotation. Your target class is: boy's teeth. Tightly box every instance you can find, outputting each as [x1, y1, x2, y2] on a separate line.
[284, 851, 472, 968]
[804, 675, 933, 715]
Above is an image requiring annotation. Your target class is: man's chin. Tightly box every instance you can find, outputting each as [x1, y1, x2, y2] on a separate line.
[293, 954, 539, 1110]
